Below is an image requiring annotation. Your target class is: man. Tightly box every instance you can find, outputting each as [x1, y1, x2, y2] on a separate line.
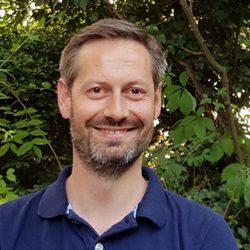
[0, 19, 238, 249]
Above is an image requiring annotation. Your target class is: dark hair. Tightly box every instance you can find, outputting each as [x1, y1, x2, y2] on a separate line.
[59, 19, 167, 89]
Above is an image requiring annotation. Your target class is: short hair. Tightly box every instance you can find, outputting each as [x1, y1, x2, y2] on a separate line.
[59, 19, 167, 90]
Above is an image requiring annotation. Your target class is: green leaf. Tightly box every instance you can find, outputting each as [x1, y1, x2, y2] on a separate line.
[10, 43, 20, 52]
[28, 119, 43, 126]
[196, 106, 205, 117]
[10, 143, 18, 154]
[30, 129, 47, 136]
[7, 168, 16, 182]
[6, 193, 19, 201]
[164, 84, 182, 99]
[170, 127, 186, 144]
[33, 145, 42, 158]
[179, 71, 189, 87]
[210, 140, 224, 163]
[213, 101, 224, 111]
[0, 143, 10, 157]
[0, 93, 11, 100]
[200, 117, 215, 131]
[0, 198, 9, 205]
[0, 119, 10, 128]
[14, 131, 29, 140]
[42, 82, 51, 89]
[244, 137, 250, 156]
[222, 163, 246, 199]
[167, 90, 181, 113]
[244, 176, 250, 206]
[146, 23, 159, 32]
[156, 34, 166, 44]
[194, 118, 206, 140]
[29, 83, 37, 89]
[78, 0, 88, 10]
[7, 168, 15, 175]
[0, 186, 8, 195]
[220, 136, 234, 156]
[26, 107, 37, 114]
[14, 120, 28, 128]
[88, 11, 99, 22]
[32, 138, 50, 145]
[13, 138, 23, 144]
[201, 94, 212, 105]
[184, 120, 195, 139]
[18, 141, 33, 156]
[14, 110, 26, 116]
[179, 89, 196, 115]
[221, 163, 243, 182]
[38, 17, 45, 27]
[164, 75, 172, 85]
[181, 115, 197, 125]
[28, 35, 40, 41]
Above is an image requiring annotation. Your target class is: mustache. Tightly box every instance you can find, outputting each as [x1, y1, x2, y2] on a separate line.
[87, 117, 143, 128]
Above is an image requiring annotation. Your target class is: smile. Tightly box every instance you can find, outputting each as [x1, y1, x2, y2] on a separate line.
[99, 129, 130, 134]
[93, 127, 135, 135]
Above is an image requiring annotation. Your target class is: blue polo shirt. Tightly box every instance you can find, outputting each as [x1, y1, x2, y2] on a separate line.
[0, 165, 237, 250]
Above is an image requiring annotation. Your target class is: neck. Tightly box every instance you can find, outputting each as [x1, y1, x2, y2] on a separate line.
[66, 156, 147, 235]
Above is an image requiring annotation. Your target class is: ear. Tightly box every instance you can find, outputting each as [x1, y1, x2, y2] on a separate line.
[154, 83, 162, 120]
[57, 78, 71, 119]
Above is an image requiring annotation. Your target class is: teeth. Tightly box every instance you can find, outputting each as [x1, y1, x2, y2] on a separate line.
[101, 129, 127, 134]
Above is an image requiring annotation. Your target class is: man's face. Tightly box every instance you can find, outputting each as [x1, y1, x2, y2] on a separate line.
[58, 39, 162, 178]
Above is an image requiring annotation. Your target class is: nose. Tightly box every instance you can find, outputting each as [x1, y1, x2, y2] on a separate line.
[103, 93, 129, 121]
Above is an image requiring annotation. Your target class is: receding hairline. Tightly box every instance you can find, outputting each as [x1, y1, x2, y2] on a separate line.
[59, 19, 167, 89]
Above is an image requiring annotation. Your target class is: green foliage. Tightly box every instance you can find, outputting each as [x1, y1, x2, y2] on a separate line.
[0, 0, 250, 248]
[164, 72, 196, 115]
[0, 168, 19, 205]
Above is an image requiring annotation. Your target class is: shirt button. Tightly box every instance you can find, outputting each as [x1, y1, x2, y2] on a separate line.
[95, 243, 104, 250]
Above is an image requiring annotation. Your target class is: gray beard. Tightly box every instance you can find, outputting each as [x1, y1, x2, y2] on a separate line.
[70, 117, 153, 179]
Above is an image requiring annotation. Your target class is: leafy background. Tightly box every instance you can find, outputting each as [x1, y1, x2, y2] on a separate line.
[0, 0, 249, 248]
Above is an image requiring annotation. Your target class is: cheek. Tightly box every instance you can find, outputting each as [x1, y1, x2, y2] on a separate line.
[71, 99, 102, 123]
[129, 102, 155, 124]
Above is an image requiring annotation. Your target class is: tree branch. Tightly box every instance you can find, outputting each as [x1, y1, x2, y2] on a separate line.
[229, 23, 240, 92]
[179, 0, 245, 164]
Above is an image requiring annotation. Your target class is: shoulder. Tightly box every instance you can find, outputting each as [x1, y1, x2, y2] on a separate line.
[164, 190, 215, 216]
[0, 188, 46, 248]
[163, 190, 238, 249]
[163, 189, 224, 228]
[0, 188, 46, 220]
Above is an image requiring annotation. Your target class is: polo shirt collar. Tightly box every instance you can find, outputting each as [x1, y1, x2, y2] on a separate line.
[137, 166, 167, 228]
[38, 165, 72, 218]
[38, 165, 167, 228]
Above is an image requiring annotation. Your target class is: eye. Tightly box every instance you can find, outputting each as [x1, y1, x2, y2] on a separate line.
[131, 88, 141, 94]
[87, 86, 109, 99]
[92, 87, 102, 93]
[125, 88, 145, 100]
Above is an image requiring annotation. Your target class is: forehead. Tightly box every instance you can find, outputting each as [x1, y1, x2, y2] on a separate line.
[73, 39, 154, 88]
[77, 38, 152, 71]
[81, 38, 149, 58]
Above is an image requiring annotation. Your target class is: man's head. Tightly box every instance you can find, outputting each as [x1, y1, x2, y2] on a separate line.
[58, 19, 167, 179]
[59, 19, 167, 90]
